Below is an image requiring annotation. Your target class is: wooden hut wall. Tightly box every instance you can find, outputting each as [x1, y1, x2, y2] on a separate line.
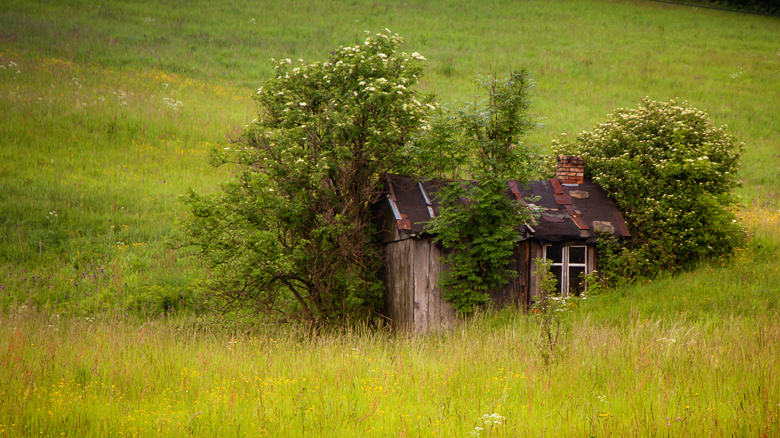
[383, 238, 415, 330]
[412, 237, 457, 332]
[383, 237, 456, 332]
[488, 240, 531, 307]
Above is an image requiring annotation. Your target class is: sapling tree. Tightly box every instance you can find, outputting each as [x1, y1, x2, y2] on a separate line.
[419, 72, 540, 314]
[552, 97, 745, 282]
[178, 31, 436, 325]
[531, 258, 564, 367]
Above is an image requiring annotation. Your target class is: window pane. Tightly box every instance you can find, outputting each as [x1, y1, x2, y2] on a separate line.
[550, 266, 563, 294]
[546, 245, 563, 264]
[569, 266, 585, 296]
[569, 246, 586, 264]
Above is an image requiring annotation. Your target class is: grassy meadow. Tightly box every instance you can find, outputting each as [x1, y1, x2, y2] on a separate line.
[1, 307, 778, 437]
[1, 0, 779, 436]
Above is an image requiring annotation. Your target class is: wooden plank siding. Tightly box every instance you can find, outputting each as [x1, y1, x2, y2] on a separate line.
[384, 237, 456, 332]
[384, 237, 602, 330]
[415, 238, 456, 332]
[385, 236, 538, 331]
[413, 239, 430, 330]
[488, 240, 531, 308]
[383, 238, 413, 330]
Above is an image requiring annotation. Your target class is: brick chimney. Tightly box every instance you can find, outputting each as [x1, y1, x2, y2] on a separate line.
[556, 155, 584, 184]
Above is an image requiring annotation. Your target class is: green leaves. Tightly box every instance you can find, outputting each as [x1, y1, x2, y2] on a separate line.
[180, 31, 435, 325]
[553, 98, 745, 281]
[182, 42, 539, 320]
[422, 71, 538, 314]
[429, 180, 526, 314]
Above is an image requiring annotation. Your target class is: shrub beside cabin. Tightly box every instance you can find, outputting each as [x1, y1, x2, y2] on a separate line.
[379, 156, 630, 332]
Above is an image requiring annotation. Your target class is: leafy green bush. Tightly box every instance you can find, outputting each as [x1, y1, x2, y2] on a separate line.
[531, 258, 565, 367]
[177, 31, 435, 325]
[553, 98, 745, 282]
[420, 72, 539, 314]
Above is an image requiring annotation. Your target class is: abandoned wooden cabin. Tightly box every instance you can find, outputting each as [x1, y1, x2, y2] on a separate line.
[378, 156, 631, 332]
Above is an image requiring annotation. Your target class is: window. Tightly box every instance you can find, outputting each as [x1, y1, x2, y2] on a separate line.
[543, 244, 588, 296]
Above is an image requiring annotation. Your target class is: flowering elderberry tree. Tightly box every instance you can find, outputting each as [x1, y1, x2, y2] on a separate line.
[179, 31, 436, 324]
[553, 98, 745, 281]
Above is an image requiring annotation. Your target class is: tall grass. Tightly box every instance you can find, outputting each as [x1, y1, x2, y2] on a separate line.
[0, 306, 777, 437]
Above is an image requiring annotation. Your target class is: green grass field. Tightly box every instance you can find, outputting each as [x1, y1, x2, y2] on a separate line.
[1, 0, 779, 436]
[1, 308, 777, 437]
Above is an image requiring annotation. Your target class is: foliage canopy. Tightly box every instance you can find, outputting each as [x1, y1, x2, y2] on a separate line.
[420, 72, 539, 314]
[179, 32, 543, 322]
[179, 31, 436, 324]
[553, 98, 745, 282]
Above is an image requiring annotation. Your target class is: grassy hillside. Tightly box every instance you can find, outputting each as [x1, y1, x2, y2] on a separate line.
[3, 0, 778, 186]
[1, 0, 778, 313]
[0, 1, 779, 435]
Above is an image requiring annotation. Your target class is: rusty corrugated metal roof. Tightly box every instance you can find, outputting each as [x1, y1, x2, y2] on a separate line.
[550, 178, 564, 194]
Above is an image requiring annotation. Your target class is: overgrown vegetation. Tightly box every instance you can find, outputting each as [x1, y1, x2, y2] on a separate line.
[420, 71, 539, 314]
[530, 258, 565, 367]
[553, 98, 745, 282]
[178, 31, 435, 325]
[1, 290, 778, 437]
[180, 40, 540, 320]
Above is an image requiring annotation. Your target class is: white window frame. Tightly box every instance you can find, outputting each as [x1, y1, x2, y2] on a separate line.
[543, 244, 589, 297]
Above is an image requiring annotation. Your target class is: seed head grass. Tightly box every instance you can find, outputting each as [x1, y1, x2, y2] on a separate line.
[1, 305, 777, 437]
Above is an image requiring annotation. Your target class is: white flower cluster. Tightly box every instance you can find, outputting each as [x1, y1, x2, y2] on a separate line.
[162, 97, 183, 110]
[470, 413, 506, 436]
[115, 89, 128, 107]
[1, 60, 20, 74]
[250, 29, 436, 175]
[480, 413, 505, 425]
[552, 97, 744, 275]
